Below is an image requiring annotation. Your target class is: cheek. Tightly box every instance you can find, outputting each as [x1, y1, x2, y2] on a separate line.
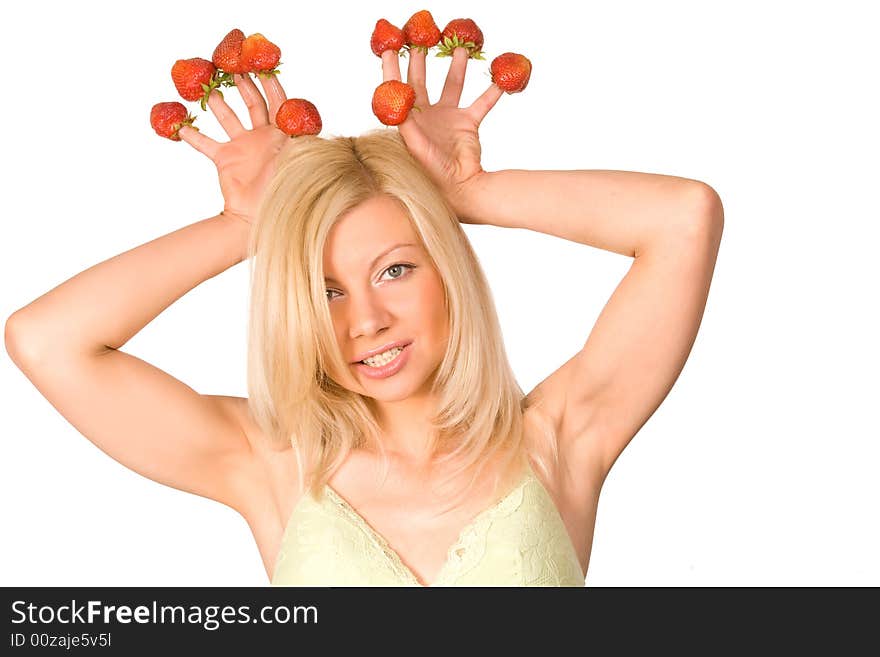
[416, 279, 448, 333]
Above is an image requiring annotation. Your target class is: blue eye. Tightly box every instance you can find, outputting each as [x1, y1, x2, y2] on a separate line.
[325, 263, 415, 302]
[384, 263, 414, 279]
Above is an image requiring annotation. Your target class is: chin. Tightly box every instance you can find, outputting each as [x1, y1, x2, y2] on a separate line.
[359, 375, 421, 400]
[359, 368, 435, 403]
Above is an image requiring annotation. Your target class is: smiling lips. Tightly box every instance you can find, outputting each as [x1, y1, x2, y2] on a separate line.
[361, 345, 405, 366]
[354, 343, 411, 379]
[352, 339, 412, 363]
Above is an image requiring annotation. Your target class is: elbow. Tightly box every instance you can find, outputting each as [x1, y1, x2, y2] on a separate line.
[684, 181, 724, 243]
[5, 311, 28, 366]
[5, 311, 44, 368]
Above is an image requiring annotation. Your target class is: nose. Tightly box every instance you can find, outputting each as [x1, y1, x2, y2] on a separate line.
[347, 289, 392, 340]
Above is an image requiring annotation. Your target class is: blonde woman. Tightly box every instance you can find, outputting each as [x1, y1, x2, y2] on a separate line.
[4, 46, 723, 587]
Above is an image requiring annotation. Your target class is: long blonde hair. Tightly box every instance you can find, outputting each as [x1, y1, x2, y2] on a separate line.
[244, 128, 554, 514]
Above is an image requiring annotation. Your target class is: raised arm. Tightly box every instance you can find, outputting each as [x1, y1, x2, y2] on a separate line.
[5, 72, 291, 515]
[456, 168, 723, 483]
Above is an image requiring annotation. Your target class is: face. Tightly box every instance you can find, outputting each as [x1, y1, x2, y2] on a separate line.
[322, 194, 449, 403]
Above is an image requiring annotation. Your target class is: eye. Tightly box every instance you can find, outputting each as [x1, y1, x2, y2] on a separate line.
[383, 263, 415, 281]
[325, 263, 416, 302]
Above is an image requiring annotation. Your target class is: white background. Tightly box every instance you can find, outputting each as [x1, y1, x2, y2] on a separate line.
[2, 0, 878, 586]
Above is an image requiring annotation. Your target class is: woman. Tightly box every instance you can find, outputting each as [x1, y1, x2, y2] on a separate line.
[4, 46, 723, 587]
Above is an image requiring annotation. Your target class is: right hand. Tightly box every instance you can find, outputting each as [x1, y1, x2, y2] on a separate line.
[178, 73, 290, 226]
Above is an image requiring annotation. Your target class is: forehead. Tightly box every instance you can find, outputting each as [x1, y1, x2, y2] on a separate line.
[323, 195, 422, 277]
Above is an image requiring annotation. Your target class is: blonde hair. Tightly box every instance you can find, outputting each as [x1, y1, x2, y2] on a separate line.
[244, 128, 555, 515]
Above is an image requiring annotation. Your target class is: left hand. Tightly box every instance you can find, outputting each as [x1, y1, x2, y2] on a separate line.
[380, 48, 503, 220]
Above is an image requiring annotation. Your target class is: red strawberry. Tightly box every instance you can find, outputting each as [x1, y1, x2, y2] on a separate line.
[371, 18, 405, 57]
[171, 57, 219, 111]
[437, 18, 485, 60]
[240, 33, 281, 76]
[402, 10, 440, 53]
[150, 102, 198, 141]
[275, 99, 322, 137]
[372, 80, 416, 126]
[212, 28, 247, 83]
[490, 52, 532, 93]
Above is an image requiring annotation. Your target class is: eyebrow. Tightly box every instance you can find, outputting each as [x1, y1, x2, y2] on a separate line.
[324, 242, 419, 283]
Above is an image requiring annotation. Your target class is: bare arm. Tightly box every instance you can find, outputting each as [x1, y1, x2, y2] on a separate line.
[5, 213, 256, 511]
[457, 169, 723, 482]
[5, 72, 292, 514]
[456, 168, 709, 257]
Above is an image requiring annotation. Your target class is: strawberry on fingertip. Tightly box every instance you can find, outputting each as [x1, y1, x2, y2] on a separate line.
[212, 28, 247, 86]
[437, 18, 485, 60]
[150, 102, 198, 141]
[171, 57, 219, 111]
[402, 10, 441, 54]
[371, 19, 405, 57]
[241, 33, 281, 76]
[275, 99, 322, 137]
[212, 28, 282, 83]
[372, 80, 416, 126]
[490, 52, 531, 93]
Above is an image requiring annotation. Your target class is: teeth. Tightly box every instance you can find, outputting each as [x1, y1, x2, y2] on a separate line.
[362, 346, 404, 367]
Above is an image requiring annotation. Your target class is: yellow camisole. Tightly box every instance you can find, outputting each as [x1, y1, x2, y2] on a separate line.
[271, 461, 586, 587]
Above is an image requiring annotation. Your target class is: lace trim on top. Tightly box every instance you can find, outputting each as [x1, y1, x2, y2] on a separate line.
[323, 468, 533, 587]
[271, 463, 586, 587]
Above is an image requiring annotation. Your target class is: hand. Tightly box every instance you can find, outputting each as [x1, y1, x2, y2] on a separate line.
[178, 73, 290, 226]
[380, 48, 503, 220]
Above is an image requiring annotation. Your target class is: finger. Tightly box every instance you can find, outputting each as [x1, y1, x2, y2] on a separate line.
[381, 49, 401, 81]
[207, 90, 246, 139]
[257, 73, 288, 124]
[406, 47, 430, 106]
[178, 125, 221, 161]
[466, 83, 504, 126]
[234, 73, 270, 128]
[397, 116, 431, 163]
[438, 47, 469, 107]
